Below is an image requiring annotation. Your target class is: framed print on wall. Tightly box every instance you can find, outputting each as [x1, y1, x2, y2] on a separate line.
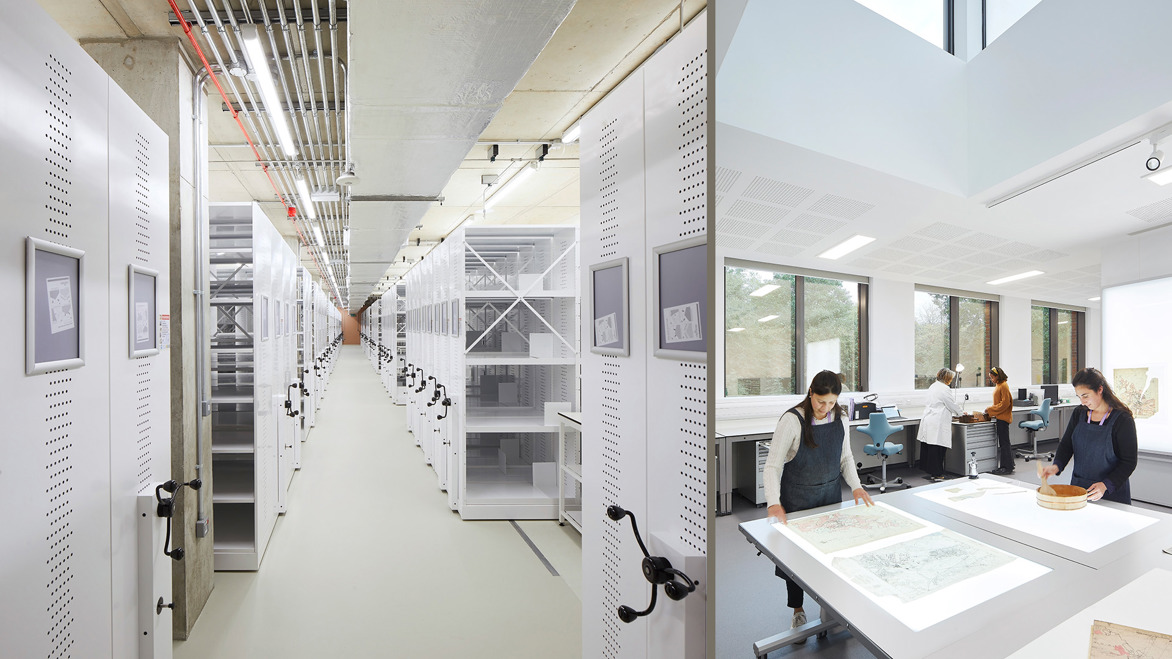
[26, 237, 85, 374]
[653, 236, 707, 361]
[129, 264, 159, 358]
[589, 257, 629, 357]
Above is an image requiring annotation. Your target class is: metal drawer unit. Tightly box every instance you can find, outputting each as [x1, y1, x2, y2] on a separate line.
[945, 422, 999, 475]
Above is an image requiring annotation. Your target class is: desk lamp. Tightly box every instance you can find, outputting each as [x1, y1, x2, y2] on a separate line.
[953, 363, 965, 389]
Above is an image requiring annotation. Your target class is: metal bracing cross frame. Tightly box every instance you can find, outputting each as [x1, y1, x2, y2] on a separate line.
[464, 242, 577, 355]
[467, 301, 531, 348]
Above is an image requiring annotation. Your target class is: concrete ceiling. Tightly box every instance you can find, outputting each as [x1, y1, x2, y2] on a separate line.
[37, 0, 706, 312]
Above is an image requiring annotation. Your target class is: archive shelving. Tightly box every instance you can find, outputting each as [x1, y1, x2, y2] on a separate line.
[405, 225, 580, 520]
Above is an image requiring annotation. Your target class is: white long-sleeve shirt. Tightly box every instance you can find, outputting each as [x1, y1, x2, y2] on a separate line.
[763, 409, 862, 509]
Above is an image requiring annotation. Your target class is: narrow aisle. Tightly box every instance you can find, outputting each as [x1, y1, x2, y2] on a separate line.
[176, 346, 582, 659]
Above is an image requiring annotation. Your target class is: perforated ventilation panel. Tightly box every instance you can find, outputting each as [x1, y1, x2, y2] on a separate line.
[677, 51, 706, 238]
[45, 370, 76, 659]
[601, 119, 620, 258]
[741, 176, 813, 206]
[679, 362, 706, 554]
[1126, 196, 1172, 223]
[600, 358, 624, 659]
[44, 55, 73, 241]
[134, 133, 150, 263]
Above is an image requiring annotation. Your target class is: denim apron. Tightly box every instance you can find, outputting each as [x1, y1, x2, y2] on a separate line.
[775, 409, 844, 579]
[1070, 409, 1131, 505]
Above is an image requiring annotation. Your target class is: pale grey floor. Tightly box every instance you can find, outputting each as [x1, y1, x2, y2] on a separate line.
[175, 346, 582, 659]
[716, 441, 1172, 658]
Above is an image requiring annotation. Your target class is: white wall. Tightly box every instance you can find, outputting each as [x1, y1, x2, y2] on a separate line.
[868, 278, 915, 391]
[967, 0, 1172, 193]
[1101, 224, 1172, 288]
[998, 296, 1032, 386]
[718, 0, 968, 195]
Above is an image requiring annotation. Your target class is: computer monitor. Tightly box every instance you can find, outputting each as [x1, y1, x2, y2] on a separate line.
[1042, 384, 1059, 405]
[882, 406, 900, 419]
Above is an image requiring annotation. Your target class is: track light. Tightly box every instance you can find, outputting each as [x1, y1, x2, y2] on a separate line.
[239, 25, 297, 157]
[1147, 147, 1163, 172]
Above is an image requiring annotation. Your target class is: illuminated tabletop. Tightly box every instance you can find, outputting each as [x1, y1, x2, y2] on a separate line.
[739, 475, 1172, 658]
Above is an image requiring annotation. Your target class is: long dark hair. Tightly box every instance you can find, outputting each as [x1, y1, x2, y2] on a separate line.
[1072, 368, 1133, 417]
[795, 370, 843, 449]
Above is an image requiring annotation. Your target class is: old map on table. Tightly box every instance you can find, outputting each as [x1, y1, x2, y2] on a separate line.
[787, 503, 925, 554]
[831, 530, 1014, 603]
[1090, 620, 1172, 658]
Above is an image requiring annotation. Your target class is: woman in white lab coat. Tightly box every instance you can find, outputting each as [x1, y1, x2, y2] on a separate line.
[918, 368, 964, 482]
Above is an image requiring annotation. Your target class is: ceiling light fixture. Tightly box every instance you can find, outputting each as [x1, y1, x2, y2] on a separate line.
[312, 225, 324, 246]
[728, 327, 746, 332]
[818, 235, 876, 260]
[758, 315, 779, 323]
[1089, 296, 1101, 301]
[294, 174, 316, 220]
[750, 284, 780, 297]
[484, 163, 538, 210]
[561, 120, 581, 144]
[239, 25, 297, 157]
[987, 270, 1043, 285]
[320, 251, 330, 266]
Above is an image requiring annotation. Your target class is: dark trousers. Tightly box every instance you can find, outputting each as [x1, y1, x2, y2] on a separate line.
[775, 566, 804, 608]
[996, 419, 1014, 470]
[920, 443, 946, 477]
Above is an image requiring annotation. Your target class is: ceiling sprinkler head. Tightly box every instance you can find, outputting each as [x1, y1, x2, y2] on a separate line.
[336, 167, 360, 186]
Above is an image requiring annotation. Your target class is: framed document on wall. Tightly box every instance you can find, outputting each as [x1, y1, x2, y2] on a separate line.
[128, 264, 159, 358]
[589, 257, 629, 357]
[26, 237, 85, 374]
[653, 237, 707, 361]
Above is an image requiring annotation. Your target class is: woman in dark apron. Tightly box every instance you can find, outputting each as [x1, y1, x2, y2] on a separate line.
[762, 370, 873, 639]
[1041, 368, 1138, 504]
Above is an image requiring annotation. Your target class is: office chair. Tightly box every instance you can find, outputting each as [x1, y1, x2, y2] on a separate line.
[1016, 397, 1053, 462]
[860, 412, 906, 493]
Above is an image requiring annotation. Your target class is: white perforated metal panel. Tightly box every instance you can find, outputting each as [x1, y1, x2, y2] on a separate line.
[582, 67, 651, 659]
[643, 16, 708, 657]
[0, 6, 114, 655]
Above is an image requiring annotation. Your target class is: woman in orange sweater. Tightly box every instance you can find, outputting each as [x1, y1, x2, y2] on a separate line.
[985, 366, 1015, 475]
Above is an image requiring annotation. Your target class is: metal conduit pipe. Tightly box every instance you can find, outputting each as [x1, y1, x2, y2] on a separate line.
[192, 66, 213, 535]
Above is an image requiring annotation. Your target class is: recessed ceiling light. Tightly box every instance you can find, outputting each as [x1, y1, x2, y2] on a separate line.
[987, 270, 1044, 285]
[728, 327, 745, 332]
[750, 284, 780, 297]
[1088, 296, 1101, 301]
[758, 315, 779, 323]
[1142, 169, 1172, 185]
[818, 235, 875, 260]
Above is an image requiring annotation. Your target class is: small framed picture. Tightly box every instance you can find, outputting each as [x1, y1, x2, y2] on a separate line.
[26, 237, 85, 374]
[589, 257, 629, 357]
[653, 236, 707, 361]
[128, 264, 159, 358]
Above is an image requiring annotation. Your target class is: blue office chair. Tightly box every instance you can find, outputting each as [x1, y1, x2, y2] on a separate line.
[1016, 398, 1053, 461]
[860, 412, 906, 493]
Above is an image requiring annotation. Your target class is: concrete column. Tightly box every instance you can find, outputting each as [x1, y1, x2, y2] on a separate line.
[81, 37, 213, 640]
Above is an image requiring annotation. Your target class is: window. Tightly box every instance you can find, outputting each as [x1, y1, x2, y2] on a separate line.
[983, 0, 1043, 48]
[1031, 305, 1084, 385]
[725, 262, 867, 397]
[854, 0, 953, 53]
[914, 289, 998, 389]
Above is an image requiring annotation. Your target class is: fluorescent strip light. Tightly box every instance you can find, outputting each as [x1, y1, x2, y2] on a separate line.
[758, 315, 779, 323]
[295, 175, 316, 220]
[987, 270, 1043, 285]
[1089, 296, 1101, 301]
[750, 284, 780, 297]
[343, 229, 351, 246]
[320, 251, 330, 266]
[818, 235, 875, 260]
[484, 163, 537, 210]
[1142, 168, 1172, 185]
[239, 25, 297, 157]
[312, 225, 324, 246]
[562, 120, 581, 143]
[728, 327, 746, 332]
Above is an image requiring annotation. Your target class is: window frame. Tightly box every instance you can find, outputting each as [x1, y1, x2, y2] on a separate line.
[914, 285, 1000, 389]
[723, 258, 869, 398]
[1031, 302, 1086, 385]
